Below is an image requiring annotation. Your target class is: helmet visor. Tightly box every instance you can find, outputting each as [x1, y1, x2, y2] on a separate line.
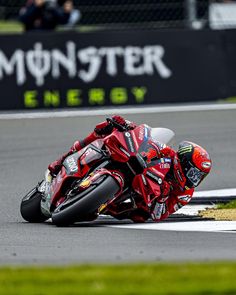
[186, 165, 206, 187]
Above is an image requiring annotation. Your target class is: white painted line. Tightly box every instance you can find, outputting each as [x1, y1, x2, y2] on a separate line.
[110, 221, 236, 233]
[174, 205, 214, 216]
[0, 103, 236, 120]
[194, 188, 236, 198]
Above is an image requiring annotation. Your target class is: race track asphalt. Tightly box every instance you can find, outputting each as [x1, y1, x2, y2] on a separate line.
[0, 108, 236, 264]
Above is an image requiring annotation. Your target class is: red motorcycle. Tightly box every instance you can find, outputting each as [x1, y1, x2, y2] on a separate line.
[20, 118, 174, 226]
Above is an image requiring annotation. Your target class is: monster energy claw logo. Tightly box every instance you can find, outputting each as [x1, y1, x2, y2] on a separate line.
[178, 145, 192, 155]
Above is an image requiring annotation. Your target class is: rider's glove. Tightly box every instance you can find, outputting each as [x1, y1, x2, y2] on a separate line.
[94, 115, 131, 136]
[48, 160, 62, 176]
[112, 115, 136, 131]
[112, 115, 127, 126]
[125, 121, 136, 130]
[48, 149, 74, 176]
[94, 120, 113, 136]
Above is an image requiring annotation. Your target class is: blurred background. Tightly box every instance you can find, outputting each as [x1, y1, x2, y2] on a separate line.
[0, 0, 236, 111]
[1, 0, 236, 31]
[1, 0, 236, 32]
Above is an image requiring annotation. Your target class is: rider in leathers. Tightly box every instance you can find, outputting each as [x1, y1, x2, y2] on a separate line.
[48, 116, 212, 223]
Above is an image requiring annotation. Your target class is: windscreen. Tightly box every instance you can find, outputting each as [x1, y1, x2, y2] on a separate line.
[150, 128, 175, 145]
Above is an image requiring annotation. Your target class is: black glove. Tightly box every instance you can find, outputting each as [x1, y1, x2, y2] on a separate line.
[94, 120, 113, 136]
[108, 115, 136, 132]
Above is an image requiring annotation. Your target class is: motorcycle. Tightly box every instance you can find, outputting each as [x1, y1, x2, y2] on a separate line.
[20, 118, 175, 226]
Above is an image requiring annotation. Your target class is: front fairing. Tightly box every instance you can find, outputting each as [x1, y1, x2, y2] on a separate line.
[63, 139, 105, 177]
[105, 124, 174, 161]
[43, 139, 106, 213]
[105, 124, 174, 207]
[104, 124, 151, 162]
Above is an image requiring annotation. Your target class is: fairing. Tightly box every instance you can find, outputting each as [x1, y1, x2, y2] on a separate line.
[44, 139, 107, 212]
[104, 124, 175, 207]
[44, 124, 175, 214]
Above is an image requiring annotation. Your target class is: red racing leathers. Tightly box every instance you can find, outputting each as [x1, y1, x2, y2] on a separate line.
[105, 144, 194, 223]
[48, 116, 194, 223]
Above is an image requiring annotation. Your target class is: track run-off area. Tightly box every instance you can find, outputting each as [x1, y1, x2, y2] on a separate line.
[0, 103, 236, 264]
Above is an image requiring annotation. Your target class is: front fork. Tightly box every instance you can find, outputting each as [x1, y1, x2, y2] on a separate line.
[38, 169, 53, 217]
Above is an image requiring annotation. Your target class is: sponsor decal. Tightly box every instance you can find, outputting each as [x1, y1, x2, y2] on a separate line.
[136, 153, 147, 168]
[98, 203, 107, 213]
[38, 181, 47, 194]
[66, 155, 78, 173]
[158, 178, 163, 185]
[202, 161, 211, 169]
[152, 202, 166, 220]
[124, 132, 135, 153]
[132, 133, 139, 150]
[144, 126, 149, 141]
[186, 167, 203, 186]
[141, 174, 147, 185]
[119, 147, 130, 157]
[159, 196, 169, 203]
[178, 195, 192, 203]
[173, 202, 183, 211]
[138, 126, 145, 141]
[80, 178, 91, 188]
[146, 171, 163, 185]
[164, 158, 171, 163]
[160, 163, 171, 169]
[176, 169, 184, 182]
[22, 87, 147, 109]
[178, 145, 192, 155]
[158, 143, 166, 149]
[141, 147, 158, 164]
[0, 43, 172, 87]
[150, 167, 161, 175]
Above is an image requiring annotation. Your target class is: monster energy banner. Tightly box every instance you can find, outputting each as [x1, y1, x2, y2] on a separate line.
[0, 30, 232, 110]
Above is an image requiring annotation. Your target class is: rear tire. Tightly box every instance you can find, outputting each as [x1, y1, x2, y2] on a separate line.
[52, 175, 119, 226]
[20, 188, 48, 223]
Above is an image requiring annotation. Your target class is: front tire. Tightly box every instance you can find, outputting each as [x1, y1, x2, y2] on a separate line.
[52, 175, 119, 226]
[20, 187, 48, 223]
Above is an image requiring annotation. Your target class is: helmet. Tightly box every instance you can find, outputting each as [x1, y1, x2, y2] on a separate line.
[177, 141, 212, 188]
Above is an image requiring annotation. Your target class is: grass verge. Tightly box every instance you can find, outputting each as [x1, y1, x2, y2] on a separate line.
[217, 200, 236, 209]
[199, 200, 236, 221]
[218, 97, 236, 103]
[0, 21, 23, 33]
[0, 21, 100, 33]
[0, 263, 236, 294]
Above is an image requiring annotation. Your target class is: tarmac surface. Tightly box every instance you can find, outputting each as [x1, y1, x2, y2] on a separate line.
[0, 107, 236, 264]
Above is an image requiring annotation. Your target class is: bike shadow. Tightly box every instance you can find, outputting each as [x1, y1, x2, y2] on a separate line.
[18, 214, 211, 228]
[56, 214, 212, 228]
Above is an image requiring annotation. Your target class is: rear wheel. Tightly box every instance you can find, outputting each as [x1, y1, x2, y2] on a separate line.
[20, 187, 48, 223]
[52, 175, 119, 226]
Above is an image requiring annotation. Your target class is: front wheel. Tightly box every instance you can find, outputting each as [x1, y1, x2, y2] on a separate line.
[20, 187, 48, 223]
[52, 175, 120, 226]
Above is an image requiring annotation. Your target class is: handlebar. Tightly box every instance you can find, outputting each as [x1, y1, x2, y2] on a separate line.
[106, 117, 127, 132]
